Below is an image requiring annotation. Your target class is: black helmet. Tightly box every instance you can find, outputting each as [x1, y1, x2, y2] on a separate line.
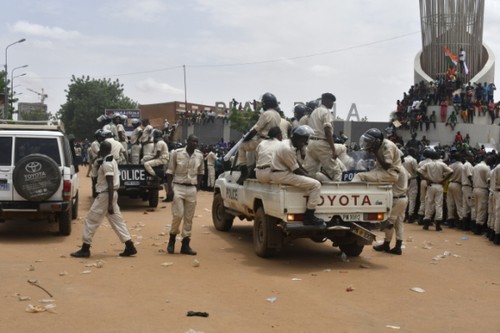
[261, 92, 278, 110]
[291, 125, 314, 138]
[101, 130, 114, 139]
[152, 129, 163, 140]
[131, 118, 141, 127]
[94, 129, 103, 138]
[293, 104, 307, 119]
[359, 128, 384, 152]
[306, 99, 319, 113]
[422, 146, 435, 158]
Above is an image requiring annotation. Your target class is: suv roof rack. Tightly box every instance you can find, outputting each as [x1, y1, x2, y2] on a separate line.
[0, 119, 66, 133]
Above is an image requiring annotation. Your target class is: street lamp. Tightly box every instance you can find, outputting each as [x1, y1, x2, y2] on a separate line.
[10, 65, 28, 110]
[3, 38, 26, 119]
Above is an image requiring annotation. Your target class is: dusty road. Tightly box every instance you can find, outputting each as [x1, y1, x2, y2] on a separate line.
[1, 175, 500, 333]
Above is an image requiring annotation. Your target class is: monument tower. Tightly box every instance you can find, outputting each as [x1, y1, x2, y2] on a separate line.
[415, 0, 495, 84]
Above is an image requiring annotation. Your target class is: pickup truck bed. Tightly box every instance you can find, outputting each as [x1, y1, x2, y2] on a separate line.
[212, 171, 393, 258]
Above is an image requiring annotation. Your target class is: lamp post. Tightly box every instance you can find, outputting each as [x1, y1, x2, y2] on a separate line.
[10, 65, 28, 111]
[3, 38, 26, 119]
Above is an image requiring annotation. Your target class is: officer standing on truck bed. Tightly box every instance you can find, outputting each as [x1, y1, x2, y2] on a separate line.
[304, 93, 342, 181]
[237, 93, 281, 185]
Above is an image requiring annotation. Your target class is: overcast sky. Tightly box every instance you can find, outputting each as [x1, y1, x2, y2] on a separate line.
[3, 0, 500, 122]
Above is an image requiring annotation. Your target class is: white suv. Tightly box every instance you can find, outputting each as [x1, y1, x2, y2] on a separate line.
[0, 120, 79, 235]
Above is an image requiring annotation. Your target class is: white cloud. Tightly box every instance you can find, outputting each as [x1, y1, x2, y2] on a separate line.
[9, 20, 81, 40]
[136, 78, 184, 95]
[105, 0, 169, 22]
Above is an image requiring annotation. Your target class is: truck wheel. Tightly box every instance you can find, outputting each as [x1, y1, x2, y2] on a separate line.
[13, 154, 62, 201]
[212, 193, 234, 231]
[339, 242, 364, 257]
[59, 210, 72, 236]
[71, 192, 79, 220]
[148, 190, 159, 208]
[253, 207, 276, 258]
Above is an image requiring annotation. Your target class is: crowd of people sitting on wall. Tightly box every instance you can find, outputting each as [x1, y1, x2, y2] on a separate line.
[392, 71, 498, 132]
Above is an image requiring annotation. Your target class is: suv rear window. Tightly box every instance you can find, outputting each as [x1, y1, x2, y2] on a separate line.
[15, 137, 61, 165]
[0, 137, 13, 166]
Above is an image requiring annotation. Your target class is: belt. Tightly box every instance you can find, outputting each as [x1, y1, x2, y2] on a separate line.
[271, 169, 287, 172]
[256, 165, 270, 170]
[393, 195, 407, 199]
[451, 181, 461, 184]
[429, 183, 442, 186]
[259, 135, 269, 139]
[463, 184, 472, 187]
[309, 137, 326, 141]
[474, 187, 488, 190]
[174, 182, 196, 186]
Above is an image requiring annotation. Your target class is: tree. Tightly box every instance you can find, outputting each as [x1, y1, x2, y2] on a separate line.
[57, 76, 137, 139]
[227, 105, 261, 134]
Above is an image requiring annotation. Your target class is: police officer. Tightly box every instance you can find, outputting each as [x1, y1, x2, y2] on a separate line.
[165, 135, 205, 255]
[70, 141, 137, 258]
[144, 129, 169, 177]
[237, 93, 281, 184]
[255, 126, 282, 183]
[205, 148, 218, 189]
[304, 93, 342, 181]
[140, 118, 155, 163]
[446, 149, 464, 228]
[129, 118, 142, 164]
[102, 130, 127, 164]
[352, 128, 402, 183]
[417, 150, 453, 231]
[374, 151, 408, 255]
[416, 147, 434, 224]
[460, 151, 474, 230]
[471, 155, 490, 235]
[270, 125, 324, 226]
[403, 147, 419, 223]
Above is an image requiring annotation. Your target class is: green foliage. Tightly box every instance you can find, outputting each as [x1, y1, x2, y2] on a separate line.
[57, 76, 137, 139]
[227, 106, 261, 134]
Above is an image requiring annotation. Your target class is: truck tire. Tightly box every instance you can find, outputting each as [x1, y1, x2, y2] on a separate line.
[212, 193, 234, 231]
[71, 192, 79, 220]
[148, 190, 159, 208]
[59, 209, 72, 236]
[13, 154, 61, 201]
[253, 207, 277, 258]
[339, 242, 364, 257]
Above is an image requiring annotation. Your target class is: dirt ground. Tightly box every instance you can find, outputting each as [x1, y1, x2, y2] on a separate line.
[1, 174, 500, 333]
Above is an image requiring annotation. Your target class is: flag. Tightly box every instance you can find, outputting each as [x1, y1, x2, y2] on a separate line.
[444, 46, 458, 67]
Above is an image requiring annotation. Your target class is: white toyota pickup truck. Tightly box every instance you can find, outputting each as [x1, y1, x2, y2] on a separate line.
[212, 171, 393, 258]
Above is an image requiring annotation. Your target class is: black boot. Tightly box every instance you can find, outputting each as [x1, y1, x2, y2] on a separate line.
[417, 215, 424, 225]
[373, 241, 390, 252]
[71, 243, 91, 258]
[488, 228, 495, 241]
[180, 237, 197, 255]
[435, 220, 443, 232]
[389, 240, 403, 255]
[447, 219, 455, 228]
[167, 234, 176, 254]
[463, 218, 471, 231]
[422, 219, 431, 230]
[303, 209, 325, 226]
[120, 240, 137, 257]
[494, 234, 500, 245]
[473, 222, 483, 235]
[237, 165, 248, 185]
